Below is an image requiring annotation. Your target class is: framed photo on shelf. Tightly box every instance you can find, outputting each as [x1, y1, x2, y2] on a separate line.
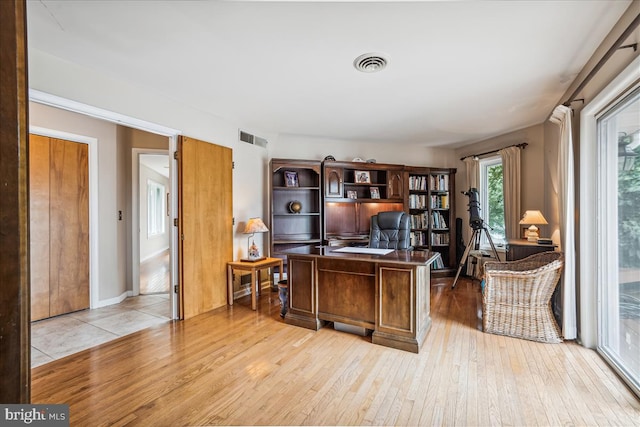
[355, 170, 371, 184]
[370, 187, 380, 199]
[347, 190, 358, 199]
[284, 171, 299, 187]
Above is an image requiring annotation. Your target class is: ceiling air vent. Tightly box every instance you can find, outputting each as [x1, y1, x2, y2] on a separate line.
[353, 53, 388, 73]
[239, 130, 267, 148]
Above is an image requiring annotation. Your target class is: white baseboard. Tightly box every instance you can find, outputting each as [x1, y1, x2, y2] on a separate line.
[93, 290, 132, 309]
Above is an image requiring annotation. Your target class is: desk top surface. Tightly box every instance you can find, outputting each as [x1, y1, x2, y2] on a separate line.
[283, 245, 440, 266]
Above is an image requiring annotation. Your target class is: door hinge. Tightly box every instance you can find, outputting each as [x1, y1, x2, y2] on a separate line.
[174, 151, 179, 160]
[232, 217, 235, 225]
[174, 285, 178, 293]
[174, 218, 178, 227]
[232, 161, 235, 169]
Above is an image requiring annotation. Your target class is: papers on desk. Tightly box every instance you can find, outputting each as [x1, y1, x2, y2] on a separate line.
[332, 247, 394, 255]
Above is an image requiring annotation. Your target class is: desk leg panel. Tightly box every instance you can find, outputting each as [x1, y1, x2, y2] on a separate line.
[284, 256, 323, 330]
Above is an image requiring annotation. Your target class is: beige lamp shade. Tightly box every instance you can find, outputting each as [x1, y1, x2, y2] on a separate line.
[242, 218, 269, 261]
[243, 217, 269, 234]
[519, 210, 548, 241]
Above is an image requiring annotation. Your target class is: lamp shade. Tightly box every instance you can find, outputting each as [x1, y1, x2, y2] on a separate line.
[243, 217, 269, 234]
[519, 210, 547, 241]
[519, 210, 548, 225]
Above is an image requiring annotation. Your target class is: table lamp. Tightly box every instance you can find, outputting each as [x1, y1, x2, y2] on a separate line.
[242, 217, 269, 262]
[519, 210, 548, 242]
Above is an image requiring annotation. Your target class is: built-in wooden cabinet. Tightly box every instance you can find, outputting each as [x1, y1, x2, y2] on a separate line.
[322, 161, 405, 246]
[270, 159, 322, 270]
[270, 158, 457, 275]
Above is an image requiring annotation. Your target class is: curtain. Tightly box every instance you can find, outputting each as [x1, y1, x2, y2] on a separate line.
[499, 146, 521, 240]
[463, 157, 479, 191]
[549, 104, 577, 340]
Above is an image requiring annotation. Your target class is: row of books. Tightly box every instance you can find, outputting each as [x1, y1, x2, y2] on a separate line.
[410, 213, 428, 229]
[431, 194, 449, 209]
[431, 233, 450, 245]
[432, 255, 445, 269]
[409, 174, 451, 191]
[410, 231, 427, 247]
[408, 194, 428, 209]
[431, 211, 448, 229]
[430, 174, 449, 191]
[408, 175, 428, 191]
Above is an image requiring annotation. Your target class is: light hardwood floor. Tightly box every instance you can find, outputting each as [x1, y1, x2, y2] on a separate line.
[31, 278, 640, 426]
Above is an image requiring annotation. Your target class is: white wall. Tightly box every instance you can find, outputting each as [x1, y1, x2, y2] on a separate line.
[271, 134, 459, 168]
[139, 164, 170, 261]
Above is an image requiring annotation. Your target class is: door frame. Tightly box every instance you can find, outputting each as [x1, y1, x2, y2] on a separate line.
[29, 126, 98, 310]
[132, 148, 170, 297]
[29, 89, 181, 319]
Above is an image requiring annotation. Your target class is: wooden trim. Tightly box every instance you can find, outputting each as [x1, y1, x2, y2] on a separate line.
[0, 0, 30, 403]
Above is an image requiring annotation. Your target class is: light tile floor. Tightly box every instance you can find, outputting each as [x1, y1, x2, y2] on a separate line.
[31, 294, 171, 368]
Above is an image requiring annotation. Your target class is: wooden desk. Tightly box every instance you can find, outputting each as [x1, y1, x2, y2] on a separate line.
[283, 246, 439, 353]
[227, 257, 283, 310]
[506, 239, 558, 261]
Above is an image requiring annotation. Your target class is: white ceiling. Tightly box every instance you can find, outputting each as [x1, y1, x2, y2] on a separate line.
[26, 1, 633, 148]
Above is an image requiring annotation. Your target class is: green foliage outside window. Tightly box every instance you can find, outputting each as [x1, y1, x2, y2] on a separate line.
[487, 164, 505, 240]
[618, 152, 640, 269]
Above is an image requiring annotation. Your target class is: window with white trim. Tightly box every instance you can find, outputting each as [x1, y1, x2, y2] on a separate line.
[479, 156, 505, 246]
[147, 179, 166, 237]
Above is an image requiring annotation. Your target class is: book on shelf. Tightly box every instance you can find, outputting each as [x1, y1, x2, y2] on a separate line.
[430, 194, 449, 209]
[410, 212, 428, 229]
[429, 174, 449, 191]
[409, 175, 427, 191]
[410, 231, 426, 247]
[409, 194, 427, 209]
[431, 233, 450, 245]
[430, 211, 448, 229]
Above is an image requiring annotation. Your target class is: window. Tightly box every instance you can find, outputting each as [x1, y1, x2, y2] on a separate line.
[596, 85, 640, 396]
[479, 156, 505, 246]
[147, 179, 166, 237]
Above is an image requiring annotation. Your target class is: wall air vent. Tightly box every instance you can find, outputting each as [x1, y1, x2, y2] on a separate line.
[239, 130, 268, 148]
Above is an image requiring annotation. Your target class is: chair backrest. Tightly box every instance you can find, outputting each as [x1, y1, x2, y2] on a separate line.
[369, 211, 412, 249]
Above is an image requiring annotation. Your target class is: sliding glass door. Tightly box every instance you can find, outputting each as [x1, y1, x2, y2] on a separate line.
[596, 86, 640, 395]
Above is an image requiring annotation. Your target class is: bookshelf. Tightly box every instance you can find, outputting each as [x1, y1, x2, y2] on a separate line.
[405, 167, 456, 275]
[270, 159, 322, 271]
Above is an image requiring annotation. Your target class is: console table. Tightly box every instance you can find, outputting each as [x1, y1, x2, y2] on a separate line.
[227, 257, 283, 310]
[283, 245, 439, 353]
[506, 239, 558, 261]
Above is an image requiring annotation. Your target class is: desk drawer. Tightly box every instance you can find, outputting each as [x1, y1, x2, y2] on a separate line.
[317, 258, 375, 275]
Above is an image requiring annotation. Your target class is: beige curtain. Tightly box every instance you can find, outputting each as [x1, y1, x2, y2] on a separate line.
[499, 146, 521, 240]
[463, 157, 479, 191]
[549, 104, 577, 340]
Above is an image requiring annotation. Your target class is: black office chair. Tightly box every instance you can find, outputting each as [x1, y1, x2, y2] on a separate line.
[369, 211, 412, 249]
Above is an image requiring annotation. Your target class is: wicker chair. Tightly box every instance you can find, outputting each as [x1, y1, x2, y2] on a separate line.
[482, 251, 564, 343]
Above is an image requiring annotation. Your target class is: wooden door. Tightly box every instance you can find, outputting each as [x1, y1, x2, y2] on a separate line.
[178, 136, 232, 319]
[30, 134, 89, 320]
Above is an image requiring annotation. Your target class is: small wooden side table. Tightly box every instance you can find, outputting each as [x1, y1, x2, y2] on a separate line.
[227, 257, 284, 310]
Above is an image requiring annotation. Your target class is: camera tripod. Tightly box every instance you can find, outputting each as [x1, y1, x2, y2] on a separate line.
[451, 223, 500, 289]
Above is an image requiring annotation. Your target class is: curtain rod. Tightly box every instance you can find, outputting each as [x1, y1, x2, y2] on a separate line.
[563, 12, 640, 107]
[459, 142, 528, 161]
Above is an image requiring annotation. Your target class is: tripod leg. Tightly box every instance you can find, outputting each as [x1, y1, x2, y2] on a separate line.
[483, 226, 501, 261]
[451, 230, 478, 289]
